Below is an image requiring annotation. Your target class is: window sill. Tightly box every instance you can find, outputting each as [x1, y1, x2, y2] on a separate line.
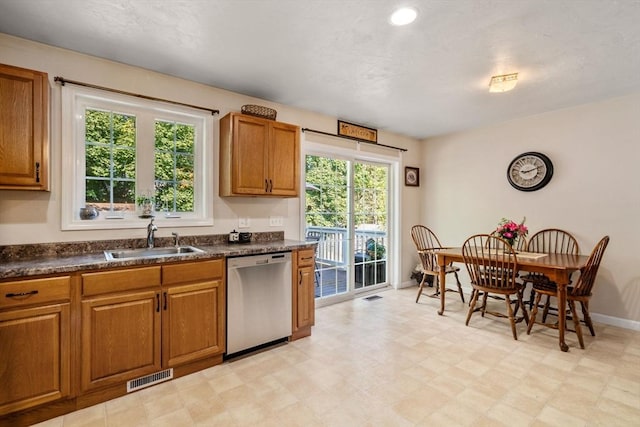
[62, 216, 213, 231]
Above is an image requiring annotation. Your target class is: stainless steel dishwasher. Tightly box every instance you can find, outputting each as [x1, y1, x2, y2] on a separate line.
[226, 252, 292, 357]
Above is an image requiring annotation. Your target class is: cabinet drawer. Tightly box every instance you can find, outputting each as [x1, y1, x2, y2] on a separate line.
[1, 276, 70, 310]
[162, 259, 224, 285]
[297, 248, 316, 267]
[82, 266, 161, 296]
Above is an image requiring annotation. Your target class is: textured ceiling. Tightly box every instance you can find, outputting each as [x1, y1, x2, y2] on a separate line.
[1, 0, 639, 139]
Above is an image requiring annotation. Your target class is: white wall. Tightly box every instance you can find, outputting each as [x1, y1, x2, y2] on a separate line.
[0, 33, 422, 290]
[421, 93, 640, 324]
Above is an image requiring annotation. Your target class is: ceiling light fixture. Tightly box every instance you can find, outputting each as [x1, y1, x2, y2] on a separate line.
[489, 72, 519, 93]
[390, 7, 417, 26]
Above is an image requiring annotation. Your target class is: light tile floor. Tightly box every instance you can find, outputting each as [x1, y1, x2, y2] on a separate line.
[34, 287, 640, 426]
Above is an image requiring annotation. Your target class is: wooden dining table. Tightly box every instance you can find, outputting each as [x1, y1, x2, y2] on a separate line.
[434, 247, 590, 352]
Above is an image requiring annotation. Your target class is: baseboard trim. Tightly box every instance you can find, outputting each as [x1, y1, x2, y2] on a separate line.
[398, 280, 416, 289]
[591, 313, 640, 331]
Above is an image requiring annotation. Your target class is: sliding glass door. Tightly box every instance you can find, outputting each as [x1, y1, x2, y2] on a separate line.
[305, 154, 389, 300]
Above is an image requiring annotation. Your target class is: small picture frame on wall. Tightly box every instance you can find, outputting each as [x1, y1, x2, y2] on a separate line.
[405, 167, 419, 187]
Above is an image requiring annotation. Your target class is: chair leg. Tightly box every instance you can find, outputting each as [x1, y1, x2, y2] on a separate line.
[569, 299, 584, 349]
[528, 285, 536, 310]
[516, 291, 529, 325]
[465, 289, 478, 326]
[542, 295, 551, 323]
[505, 295, 517, 340]
[453, 271, 465, 303]
[581, 301, 596, 336]
[415, 274, 426, 303]
[527, 292, 542, 334]
[481, 292, 488, 317]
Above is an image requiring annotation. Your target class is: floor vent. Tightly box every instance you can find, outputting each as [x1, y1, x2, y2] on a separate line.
[364, 295, 382, 301]
[127, 368, 173, 393]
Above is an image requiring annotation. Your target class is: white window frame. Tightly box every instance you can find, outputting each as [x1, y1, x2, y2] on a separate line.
[61, 85, 213, 230]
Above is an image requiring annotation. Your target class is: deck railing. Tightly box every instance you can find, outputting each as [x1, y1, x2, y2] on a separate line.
[305, 226, 386, 267]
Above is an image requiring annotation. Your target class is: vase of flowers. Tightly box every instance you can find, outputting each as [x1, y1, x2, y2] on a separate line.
[495, 217, 528, 248]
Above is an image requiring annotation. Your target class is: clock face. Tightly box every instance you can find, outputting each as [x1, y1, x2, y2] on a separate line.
[507, 152, 553, 192]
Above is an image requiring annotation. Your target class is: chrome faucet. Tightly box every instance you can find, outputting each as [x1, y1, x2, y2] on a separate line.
[146, 218, 157, 248]
[172, 232, 179, 248]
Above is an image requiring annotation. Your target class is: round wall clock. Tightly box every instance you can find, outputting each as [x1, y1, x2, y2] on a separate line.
[507, 152, 553, 192]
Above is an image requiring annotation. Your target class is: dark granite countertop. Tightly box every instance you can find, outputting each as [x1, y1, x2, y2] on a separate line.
[0, 233, 316, 280]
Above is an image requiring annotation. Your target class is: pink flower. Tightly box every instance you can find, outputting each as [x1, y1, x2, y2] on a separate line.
[496, 217, 528, 241]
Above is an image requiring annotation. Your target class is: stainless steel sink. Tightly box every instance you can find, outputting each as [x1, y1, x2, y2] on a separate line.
[104, 246, 204, 261]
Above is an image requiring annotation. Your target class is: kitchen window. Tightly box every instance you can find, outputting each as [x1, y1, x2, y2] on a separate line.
[61, 85, 213, 230]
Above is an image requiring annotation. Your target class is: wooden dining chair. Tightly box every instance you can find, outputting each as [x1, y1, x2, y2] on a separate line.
[480, 232, 527, 307]
[462, 234, 529, 340]
[522, 228, 579, 311]
[527, 236, 609, 349]
[410, 225, 465, 304]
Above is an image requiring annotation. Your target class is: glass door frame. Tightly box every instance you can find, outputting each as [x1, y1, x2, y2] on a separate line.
[302, 137, 400, 307]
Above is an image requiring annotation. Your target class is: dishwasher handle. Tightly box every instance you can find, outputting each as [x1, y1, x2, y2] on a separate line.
[228, 252, 291, 269]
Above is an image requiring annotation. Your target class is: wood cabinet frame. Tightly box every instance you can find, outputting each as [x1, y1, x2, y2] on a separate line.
[219, 113, 300, 197]
[0, 63, 49, 190]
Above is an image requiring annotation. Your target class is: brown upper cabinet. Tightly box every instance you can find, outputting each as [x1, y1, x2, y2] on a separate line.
[219, 112, 299, 197]
[0, 63, 49, 191]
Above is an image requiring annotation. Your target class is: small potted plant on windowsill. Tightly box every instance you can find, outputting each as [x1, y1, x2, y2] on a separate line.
[136, 193, 155, 218]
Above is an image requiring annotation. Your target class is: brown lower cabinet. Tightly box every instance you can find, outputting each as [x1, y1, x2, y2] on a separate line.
[80, 260, 225, 392]
[0, 276, 71, 417]
[81, 289, 162, 392]
[1, 251, 312, 426]
[291, 248, 316, 340]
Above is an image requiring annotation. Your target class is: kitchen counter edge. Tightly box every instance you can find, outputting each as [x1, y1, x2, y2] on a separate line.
[0, 240, 316, 280]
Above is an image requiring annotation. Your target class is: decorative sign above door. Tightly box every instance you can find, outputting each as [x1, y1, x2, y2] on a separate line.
[337, 120, 378, 143]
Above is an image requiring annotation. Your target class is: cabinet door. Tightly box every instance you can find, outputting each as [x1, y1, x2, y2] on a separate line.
[231, 114, 269, 194]
[81, 290, 161, 392]
[295, 265, 315, 331]
[0, 303, 70, 415]
[268, 121, 299, 196]
[162, 280, 225, 367]
[0, 63, 49, 190]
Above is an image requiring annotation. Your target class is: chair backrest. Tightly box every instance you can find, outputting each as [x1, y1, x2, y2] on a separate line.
[462, 234, 519, 290]
[527, 228, 579, 255]
[571, 236, 610, 297]
[416, 250, 439, 275]
[410, 225, 443, 251]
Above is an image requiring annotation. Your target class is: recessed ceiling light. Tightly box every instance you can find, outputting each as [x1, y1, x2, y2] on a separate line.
[390, 7, 417, 26]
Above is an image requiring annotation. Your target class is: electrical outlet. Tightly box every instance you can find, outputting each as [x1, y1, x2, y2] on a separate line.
[269, 216, 284, 227]
[238, 217, 250, 228]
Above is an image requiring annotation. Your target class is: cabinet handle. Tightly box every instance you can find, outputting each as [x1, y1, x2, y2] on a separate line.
[163, 292, 168, 310]
[265, 179, 269, 192]
[6, 290, 39, 298]
[156, 293, 160, 312]
[299, 270, 303, 285]
[301, 256, 313, 261]
[269, 179, 273, 193]
[35, 162, 40, 183]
